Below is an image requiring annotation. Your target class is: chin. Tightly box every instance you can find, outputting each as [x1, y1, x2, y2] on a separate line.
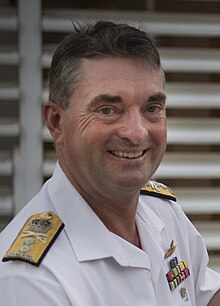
[116, 175, 148, 190]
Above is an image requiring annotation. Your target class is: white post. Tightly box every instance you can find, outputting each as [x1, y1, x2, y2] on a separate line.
[14, 0, 43, 214]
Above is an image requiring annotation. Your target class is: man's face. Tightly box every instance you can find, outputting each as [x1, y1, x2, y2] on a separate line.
[56, 57, 167, 195]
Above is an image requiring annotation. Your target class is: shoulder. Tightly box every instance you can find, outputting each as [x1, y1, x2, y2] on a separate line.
[1, 211, 64, 267]
[140, 180, 176, 202]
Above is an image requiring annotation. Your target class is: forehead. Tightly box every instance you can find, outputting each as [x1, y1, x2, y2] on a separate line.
[72, 57, 164, 103]
[80, 57, 163, 82]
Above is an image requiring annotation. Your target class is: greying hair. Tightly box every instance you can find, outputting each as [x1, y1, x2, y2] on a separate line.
[49, 21, 162, 109]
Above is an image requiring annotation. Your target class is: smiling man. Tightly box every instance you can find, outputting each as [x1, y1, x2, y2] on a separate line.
[0, 21, 220, 306]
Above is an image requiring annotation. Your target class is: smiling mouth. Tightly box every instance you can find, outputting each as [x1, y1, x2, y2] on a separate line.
[110, 150, 145, 159]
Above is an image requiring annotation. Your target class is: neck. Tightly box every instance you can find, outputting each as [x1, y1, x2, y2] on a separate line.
[81, 188, 142, 248]
[58, 158, 142, 248]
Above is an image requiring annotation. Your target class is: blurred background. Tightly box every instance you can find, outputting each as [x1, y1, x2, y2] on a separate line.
[0, 0, 220, 272]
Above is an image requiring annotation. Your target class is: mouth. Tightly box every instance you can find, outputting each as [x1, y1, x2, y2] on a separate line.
[110, 150, 146, 159]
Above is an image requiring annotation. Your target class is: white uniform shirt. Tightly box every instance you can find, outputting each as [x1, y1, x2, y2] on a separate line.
[0, 163, 220, 306]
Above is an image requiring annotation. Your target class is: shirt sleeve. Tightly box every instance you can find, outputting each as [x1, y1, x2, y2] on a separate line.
[175, 203, 220, 306]
[0, 269, 72, 306]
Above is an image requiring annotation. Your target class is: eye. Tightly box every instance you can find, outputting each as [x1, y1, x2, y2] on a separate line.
[145, 103, 164, 115]
[147, 105, 158, 113]
[98, 107, 115, 116]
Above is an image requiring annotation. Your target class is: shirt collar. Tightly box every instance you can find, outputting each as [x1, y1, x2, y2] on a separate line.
[48, 162, 151, 270]
[137, 198, 165, 246]
[136, 199, 166, 281]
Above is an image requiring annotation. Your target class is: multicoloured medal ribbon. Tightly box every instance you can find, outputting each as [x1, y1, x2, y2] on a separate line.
[166, 256, 190, 290]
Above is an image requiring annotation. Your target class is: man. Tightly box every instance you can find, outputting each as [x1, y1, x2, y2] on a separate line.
[0, 21, 219, 305]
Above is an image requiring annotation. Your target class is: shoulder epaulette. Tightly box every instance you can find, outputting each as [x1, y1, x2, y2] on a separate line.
[140, 180, 176, 202]
[2, 211, 64, 267]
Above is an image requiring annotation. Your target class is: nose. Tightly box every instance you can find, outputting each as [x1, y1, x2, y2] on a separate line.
[117, 111, 147, 145]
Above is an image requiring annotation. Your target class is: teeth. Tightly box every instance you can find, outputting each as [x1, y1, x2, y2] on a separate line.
[112, 150, 143, 159]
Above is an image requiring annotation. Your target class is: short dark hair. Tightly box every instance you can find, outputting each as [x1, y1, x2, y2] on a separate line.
[49, 21, 162, 109]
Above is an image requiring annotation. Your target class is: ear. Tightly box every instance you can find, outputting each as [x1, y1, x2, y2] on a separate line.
[43, 101, 64, 144]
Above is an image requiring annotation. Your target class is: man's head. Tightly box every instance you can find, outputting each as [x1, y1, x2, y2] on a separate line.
[44, 21, 166, 201]
[49, 21, 162, 110]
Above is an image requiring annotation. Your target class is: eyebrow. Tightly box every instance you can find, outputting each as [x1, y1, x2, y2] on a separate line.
[89, 92, 167, 108]
[90, 94, 123, 105]
[148, 92, 167, 103]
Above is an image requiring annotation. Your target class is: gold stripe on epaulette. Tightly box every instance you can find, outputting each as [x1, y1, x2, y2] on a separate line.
[2, 211, 64, 267]
[141, 180, 176, 202]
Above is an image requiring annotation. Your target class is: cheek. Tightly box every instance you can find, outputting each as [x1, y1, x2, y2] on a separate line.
[68, 119, 103, 151]
[78, 114, 112, 146]
[59, 117, 80, 154]
[153, 120, 167, 145]
[78, 111, 104, 136]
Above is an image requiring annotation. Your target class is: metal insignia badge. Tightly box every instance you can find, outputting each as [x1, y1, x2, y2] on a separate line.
[23, 238, 36, 246]
[164, 240, 176, 259]
[29, 219, 54, 233]
[20, 218, 54, 244]
[19, 245, 31, 253]
[40, 212, 53, 220]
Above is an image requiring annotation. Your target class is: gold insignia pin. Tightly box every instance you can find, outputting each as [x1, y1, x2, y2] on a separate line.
[181, 287, 189, 301]
[181, 287, 187, 298]
[164, 240, 176, 259]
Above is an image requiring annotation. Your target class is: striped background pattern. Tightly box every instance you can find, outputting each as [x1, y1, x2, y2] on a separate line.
[0, 0, 220, 272]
